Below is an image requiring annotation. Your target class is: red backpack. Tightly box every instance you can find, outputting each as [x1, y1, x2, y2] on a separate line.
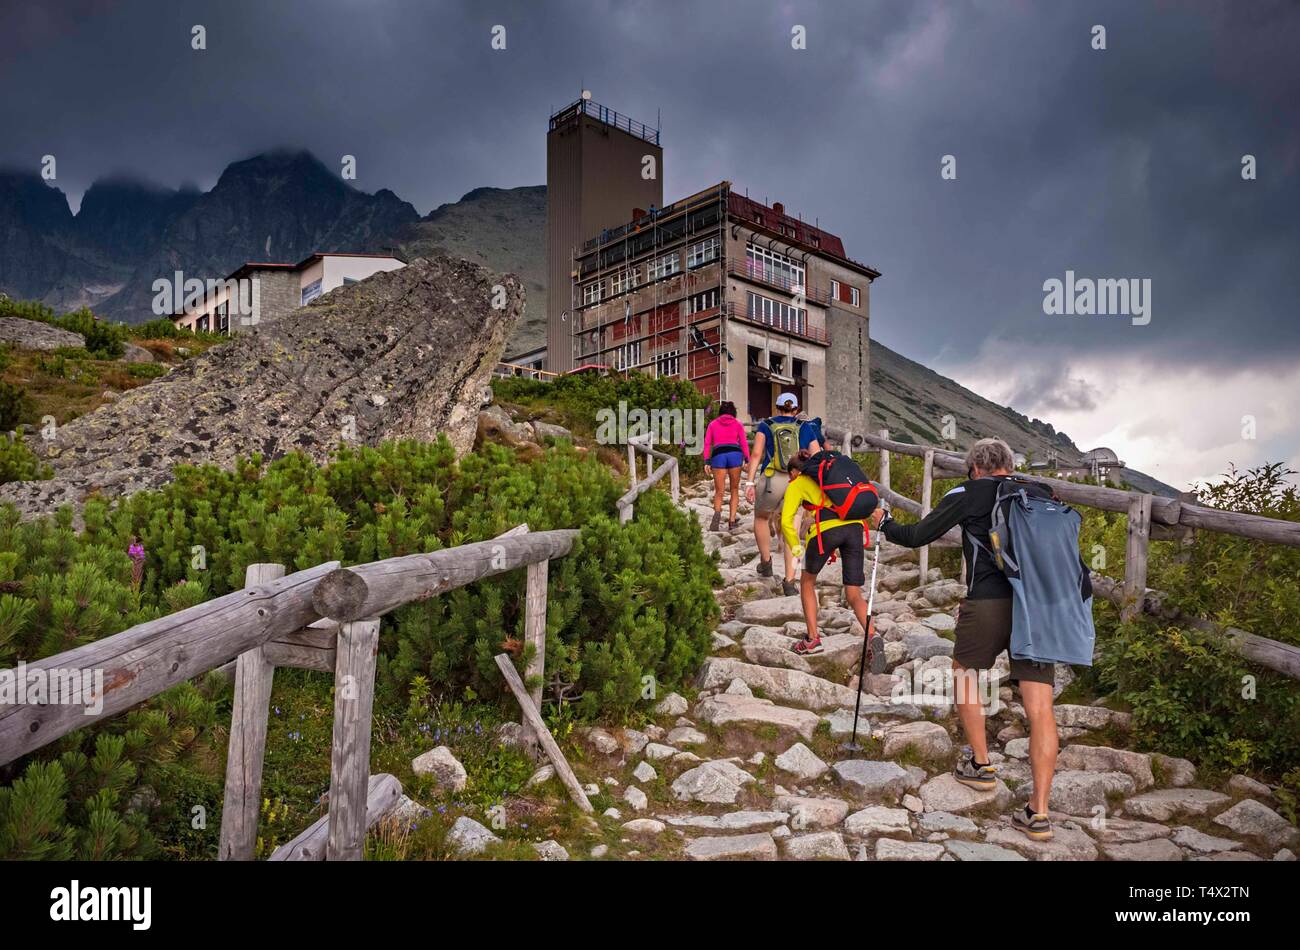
[799, 450, 879, 553]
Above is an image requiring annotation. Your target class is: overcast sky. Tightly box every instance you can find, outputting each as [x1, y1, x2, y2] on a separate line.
[2, 0, 1297, 490]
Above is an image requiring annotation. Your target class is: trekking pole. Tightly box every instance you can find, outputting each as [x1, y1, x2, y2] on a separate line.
[843, 527, 883, 752]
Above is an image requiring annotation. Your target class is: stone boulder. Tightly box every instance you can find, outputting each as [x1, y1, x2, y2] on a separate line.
[411, 746, 468, 792]
[671, 759, 755, 804]
[0, 315, 85, 351]
[1, 256, 519, 517]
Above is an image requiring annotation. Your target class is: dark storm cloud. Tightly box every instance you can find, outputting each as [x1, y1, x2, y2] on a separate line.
[1, 0, 1297, 378]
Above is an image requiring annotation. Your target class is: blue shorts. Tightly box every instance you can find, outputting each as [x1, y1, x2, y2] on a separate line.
[710, 450, 745, 469]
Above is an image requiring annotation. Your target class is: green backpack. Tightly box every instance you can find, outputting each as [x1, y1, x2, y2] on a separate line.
[765, 418, 802, 475]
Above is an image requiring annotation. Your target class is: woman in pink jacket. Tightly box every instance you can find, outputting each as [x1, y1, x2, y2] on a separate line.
[702, 402, 751, 531]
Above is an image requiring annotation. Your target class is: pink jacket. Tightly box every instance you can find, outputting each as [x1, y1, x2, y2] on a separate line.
[703, 414, 751, 461]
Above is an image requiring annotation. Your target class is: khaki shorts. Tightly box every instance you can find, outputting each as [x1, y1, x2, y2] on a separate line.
[953, 598, 1055, 686]
[754, 471, 789, 516]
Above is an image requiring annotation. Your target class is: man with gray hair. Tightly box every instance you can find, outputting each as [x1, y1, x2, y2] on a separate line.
[870, 437, 1060, 841]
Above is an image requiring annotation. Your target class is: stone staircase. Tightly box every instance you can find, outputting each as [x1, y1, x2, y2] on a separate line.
[570, 479, 1299, 862]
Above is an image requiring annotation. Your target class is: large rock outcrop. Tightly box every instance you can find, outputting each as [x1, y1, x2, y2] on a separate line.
[1, 255, 520, 517]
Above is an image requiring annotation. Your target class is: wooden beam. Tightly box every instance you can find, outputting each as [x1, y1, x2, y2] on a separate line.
[1122, 493, 1152, 623]
[326, 619, 381, 860]
[878, 428, 890, 491]
[262, 623, 339, 672]
[918, 449, 934, 583]
[311, 530, 578, 623]
[494, 653, 592, 813]
[217, 564, 285, 860]
[523, 559, 548, 713]
[1091, 574, 1300, 680]
[871, 481, 961, 547]
[615, 456, 675, 524]
[0, 559, 340, 767]
[268, 773, 402, 861]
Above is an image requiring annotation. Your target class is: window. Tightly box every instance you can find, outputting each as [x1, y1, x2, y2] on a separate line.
[744, 243, 804, 293]
[197, 315, 210, 333]
[301, 278, 323, 306]
[647, 253, 680, 281]
[687, 237, 719, 268]
[831, 279, 840, 300]
[851, 286, 861, 307]
[582, 280, 603, 306]
[611, 268, 638, 295]
[747, 292, 806, 334]
[217, 302, 229, 335]
[689, 289, 720, 314]
[656, 349, 680, 378]
[343, 277, 359, 286]
[613, 341, 642, 371]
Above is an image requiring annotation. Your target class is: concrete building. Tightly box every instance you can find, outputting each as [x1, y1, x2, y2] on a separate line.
[546, 94, 663, 373]
[172, 252, 405, 334]
[569, 181, 879, 430]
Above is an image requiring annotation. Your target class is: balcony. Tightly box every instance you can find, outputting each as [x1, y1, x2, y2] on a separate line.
[726, 260, 832, 305]
[723, 302, 830, 346]
[549, 97, 660, 144]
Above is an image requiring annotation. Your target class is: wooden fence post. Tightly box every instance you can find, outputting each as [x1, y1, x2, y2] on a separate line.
[523, 559, 548, 715]
[879, 428, 891, 492]
[326, 618, 381, 860]
[495, 654, 593, 813]
[218, 562, 285, 861]
[918, 449, 934, 583]
[628, 443, 638, 490]
[669, 459, 680, 503]
[843, 430, 853, 455]
[1122, 493, 1153, 623]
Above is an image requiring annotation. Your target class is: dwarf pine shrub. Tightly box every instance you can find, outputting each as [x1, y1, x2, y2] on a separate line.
[0, 436, 718, 858]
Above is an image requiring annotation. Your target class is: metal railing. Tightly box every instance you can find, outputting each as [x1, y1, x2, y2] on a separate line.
[727, 259, 833, 305]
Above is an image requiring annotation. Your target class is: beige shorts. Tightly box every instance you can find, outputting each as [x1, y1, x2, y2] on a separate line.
[754, 471, 789, 516]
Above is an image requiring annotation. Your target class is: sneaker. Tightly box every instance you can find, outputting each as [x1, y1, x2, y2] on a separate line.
[792, 637, 823, 656]
[782, 578, 798, 596]
[867, 634, 887, 674]
[709, 511, 721, 532]
[953, 755, 998, 791]
[1012, 805, 1053, 841]
[756, 558, 773, 577]
[728, 517, 739, 531]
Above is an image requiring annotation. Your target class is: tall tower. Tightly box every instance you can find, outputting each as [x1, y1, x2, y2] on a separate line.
[545, 94, 663, 373]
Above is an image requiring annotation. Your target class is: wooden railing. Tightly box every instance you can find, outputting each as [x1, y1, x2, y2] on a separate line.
[855, 428, 1300, 681]
[617, 431, 681, 524]
[493, 361, 558, 382]
[0, 525, 581, 860]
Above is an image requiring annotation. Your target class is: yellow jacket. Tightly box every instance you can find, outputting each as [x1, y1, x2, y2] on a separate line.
[781, 473, 866, 553]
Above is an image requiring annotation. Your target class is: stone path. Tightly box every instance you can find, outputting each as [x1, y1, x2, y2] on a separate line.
[556, 480, 1299, 862]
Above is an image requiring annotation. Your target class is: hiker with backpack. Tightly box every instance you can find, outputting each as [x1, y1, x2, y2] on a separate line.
[743, 392, 822, 595]
[702, 401, 750, 531]
[780, 449, 885, 674]
[869, 438, 1094, 842]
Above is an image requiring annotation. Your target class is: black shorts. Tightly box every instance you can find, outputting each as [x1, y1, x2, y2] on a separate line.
[804, 523, 866, 587]
[953, 597, 1055, 686]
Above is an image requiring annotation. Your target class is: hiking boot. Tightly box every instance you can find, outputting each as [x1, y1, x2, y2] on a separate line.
[709, 511, 721, 532]
[1012, 805, 1053, 841]
[867, 634, 887, 674]
[756, 558, 773, 577]
[728, 517, 740, 531]
[782, 578, 798, 596]
[953, 755, 999, 791]
[792, 637, 823, 656]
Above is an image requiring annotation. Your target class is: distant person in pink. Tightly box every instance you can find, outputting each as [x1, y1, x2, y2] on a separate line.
[702, 402, 750, 531]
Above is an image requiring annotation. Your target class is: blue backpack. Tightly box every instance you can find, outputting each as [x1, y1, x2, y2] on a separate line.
[971, 477, 1096, 666]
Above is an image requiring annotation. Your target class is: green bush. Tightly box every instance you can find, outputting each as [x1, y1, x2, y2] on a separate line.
[126, 362, 167, 379]
[0, 435, 52, 485]
[0, 437, 718, 858]
[0, 381, 31, 432]
[492, 371, 713, 475]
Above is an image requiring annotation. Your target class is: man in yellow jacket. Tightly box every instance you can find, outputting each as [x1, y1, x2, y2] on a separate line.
[780, 450, 884, 670]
